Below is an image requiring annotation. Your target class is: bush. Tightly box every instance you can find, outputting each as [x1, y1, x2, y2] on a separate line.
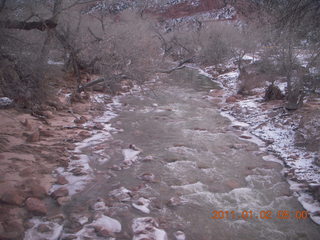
[0, 56, 52, 109]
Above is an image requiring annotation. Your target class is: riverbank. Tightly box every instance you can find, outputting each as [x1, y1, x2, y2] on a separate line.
[1, 62, 319, 239]
[0, 83, 127, 239]
[196, 58, 320, 224]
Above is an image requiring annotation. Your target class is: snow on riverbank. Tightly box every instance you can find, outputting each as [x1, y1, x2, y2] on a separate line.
[198, 62, 320, 224]
[49, 94, 123, 197]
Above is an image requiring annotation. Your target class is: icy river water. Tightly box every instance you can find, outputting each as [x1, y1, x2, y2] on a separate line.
[26, 68, 320, 240]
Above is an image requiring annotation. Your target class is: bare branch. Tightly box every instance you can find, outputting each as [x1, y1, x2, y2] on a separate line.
[0, 19, 57, 31]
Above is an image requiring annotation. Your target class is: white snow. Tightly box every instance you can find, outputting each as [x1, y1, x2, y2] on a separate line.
[238, 99, 259, 109]
[0, 97, 13, 106]
[78, 216, 89, 225]
[174, 231, 186, 240]
[122, 148, 141, 165]
[92, 200, 107, 211]
[89, 215, 122, 233]
[132, 217, 168, 240]
[50, 154, 93, 195]
[132, 197, 151, 214]
[201, 59, 320, 225]
[109, 186, 132, 202]
[24, 218, 63, 240]
[297, 192, 320, 224]
[262, 155, 284, 165]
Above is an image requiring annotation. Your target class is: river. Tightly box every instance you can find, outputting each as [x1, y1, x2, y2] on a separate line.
[25, 67, 320, 240]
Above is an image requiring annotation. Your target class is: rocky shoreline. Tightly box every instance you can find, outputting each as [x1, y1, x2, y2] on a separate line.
[0, 86, 122, 239]
[1, 61, 319, 239]
[196, 59, 320, 224]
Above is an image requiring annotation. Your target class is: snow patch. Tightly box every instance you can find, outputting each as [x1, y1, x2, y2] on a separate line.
[132, 197, 151, 214]
[132, 217, 168, 240]
[24, 218, 63, 240]
[122, 148, 141, 165]
[0, 97, 13, 107]
[109, 186, 132, 202]
[89, 214, 122, 233]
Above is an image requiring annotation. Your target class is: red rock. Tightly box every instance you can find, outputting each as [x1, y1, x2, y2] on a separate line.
[57, 196, 71, 206]
[240, 135, 252, 139]
[74, 116, 87, 124]
[0, 190, 25, 206]
[66, 143, 75, 151]
[70, 167, 86, 176]
[225, 179, 241, 189]
[139, 173, 155, 182]
[26, 130, 40, 142]
[70, 155, 80, 160]
[56, 175, 69, 185]
[95, 226, 115, 237]
[39, 128, 54, 137]
[1, 219, 24, 239]
[93, 123, 104, 130]
[57, 158, 69, 167]
[28, 184, 48, 199]
[110, 165, 122, 171]
[19, 167, 34, 177]
[210, 89, 224, 97]
[25, 197, 47, 215]
[51, 187, 69, 199]
[21, 118, 32, 130]
[226, 96, 237, 103]
[42, 110, 54, 119]
[37, 223, 51, 233]
[79, 131, 92, 139]
[167, 197, 182, 207]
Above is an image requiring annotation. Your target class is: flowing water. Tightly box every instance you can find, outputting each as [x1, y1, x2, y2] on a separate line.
[26, 68, 320, 240]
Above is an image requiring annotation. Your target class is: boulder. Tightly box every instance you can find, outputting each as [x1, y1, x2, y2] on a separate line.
[56, 175, 68, 185]
[28, 184, 48, 199]
[226, 96, 237, 103]
[74, 116, 87, 124]
[51, 187, 69, 199]
[25, 197, 47, 215]
[26, 130, 40, 142]
[0, 190, 25, 206]
[57, 196, 71, 206]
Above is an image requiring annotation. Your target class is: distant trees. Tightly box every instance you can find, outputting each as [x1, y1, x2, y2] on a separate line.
[254, 0, 320, 109]
[0, 0, 60, 109]
[1, 0, 319, 111]
[55, 8, 161, 91]
[0, 0, 162, 109]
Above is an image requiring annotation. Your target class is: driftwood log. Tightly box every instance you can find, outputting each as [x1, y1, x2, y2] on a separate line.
[77, 77, 106, 92]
